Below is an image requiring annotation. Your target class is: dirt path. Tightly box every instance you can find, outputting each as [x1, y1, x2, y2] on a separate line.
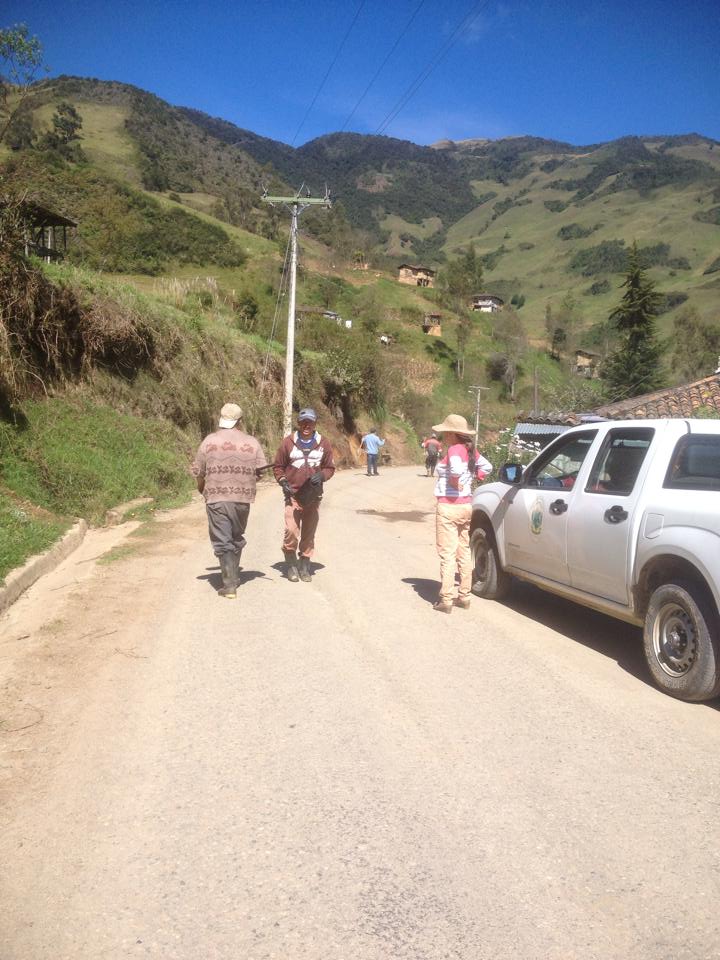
[1, 466, 719, 959]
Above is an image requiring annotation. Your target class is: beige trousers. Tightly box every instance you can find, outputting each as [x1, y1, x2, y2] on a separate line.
[436, 502, 473, 603]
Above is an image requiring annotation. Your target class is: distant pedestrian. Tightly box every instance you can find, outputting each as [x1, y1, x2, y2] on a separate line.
[361, 427, 385, 476]
[422, 433, 442, 476]
[273, 408, 335, 582]
[431, 414, 492, 613]
[191, 403, 267, 599]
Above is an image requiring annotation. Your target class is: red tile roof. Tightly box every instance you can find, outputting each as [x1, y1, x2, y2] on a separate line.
[595, 373, 720, 420]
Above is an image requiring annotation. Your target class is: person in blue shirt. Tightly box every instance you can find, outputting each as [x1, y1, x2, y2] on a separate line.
[361, 428, 386, 476]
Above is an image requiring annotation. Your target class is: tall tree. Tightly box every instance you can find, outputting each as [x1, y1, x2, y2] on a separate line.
[43, 101, 83, 149]
[438, 243, 485, 379]
[0, 24, 44, 145]
[602, 244, 664, 398]
[440, 241, 484, 305]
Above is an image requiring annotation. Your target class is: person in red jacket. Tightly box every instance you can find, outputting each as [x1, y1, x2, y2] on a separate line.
[273, 408, 335, 582]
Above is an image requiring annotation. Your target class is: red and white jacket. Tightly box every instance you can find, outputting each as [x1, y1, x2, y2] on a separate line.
[273, 431, 335, 493]
[434, 443, 492, 504]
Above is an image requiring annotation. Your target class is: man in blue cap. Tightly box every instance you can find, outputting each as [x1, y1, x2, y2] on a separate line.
[273, 407, 335, 582]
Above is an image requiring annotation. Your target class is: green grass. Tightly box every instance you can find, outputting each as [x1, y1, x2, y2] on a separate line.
[0, 492, 71, 584]
[0, 398, 193, 523]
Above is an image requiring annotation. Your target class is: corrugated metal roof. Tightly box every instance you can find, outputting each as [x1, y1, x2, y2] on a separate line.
[514, 423, 571, 436]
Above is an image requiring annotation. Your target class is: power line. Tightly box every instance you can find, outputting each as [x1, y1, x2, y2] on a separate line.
[290, 0, 367, 147]
[339, 0, 427, 134]
[374, 0, 492, 137]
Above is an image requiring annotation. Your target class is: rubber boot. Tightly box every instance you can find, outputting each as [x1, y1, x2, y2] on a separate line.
[298, 556, 312, 582]
[218, 553, 237, 598]
[284, 552, 299, 582]
[229, 551, 241, 589]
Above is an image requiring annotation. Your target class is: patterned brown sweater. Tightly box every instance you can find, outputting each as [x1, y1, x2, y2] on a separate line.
[191, 428, 267, 503]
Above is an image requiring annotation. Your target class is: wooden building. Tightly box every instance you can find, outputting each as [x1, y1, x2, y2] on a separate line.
[422, 312, 442, 337]
[19, 202, 77, 262]
[397, 263, 435, 288]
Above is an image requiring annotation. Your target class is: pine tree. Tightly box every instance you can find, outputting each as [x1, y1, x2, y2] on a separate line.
[603, 244, 664, 398]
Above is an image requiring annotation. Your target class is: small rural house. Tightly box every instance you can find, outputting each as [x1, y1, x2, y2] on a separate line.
[422, 313, 442, 337]
[397, 264, 435, 288]
[471, 294, 504, 313]
[574, 350, 600, 378]
[14, 201, 77, 261]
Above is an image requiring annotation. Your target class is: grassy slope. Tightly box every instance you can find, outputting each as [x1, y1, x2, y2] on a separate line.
[445, 141, 720, 338]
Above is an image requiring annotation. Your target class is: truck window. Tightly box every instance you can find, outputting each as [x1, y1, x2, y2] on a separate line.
[525, 431, 597, 490]
[586, 428, 654, 496]
[665, 435, 720, 491]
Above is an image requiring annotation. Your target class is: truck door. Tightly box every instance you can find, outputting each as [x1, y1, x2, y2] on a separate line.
[504, 430, 598, 584]
[567, 427, 654, 604]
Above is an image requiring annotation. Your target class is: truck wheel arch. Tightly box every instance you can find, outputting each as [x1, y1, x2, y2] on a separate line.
[635, 556, 719, 624]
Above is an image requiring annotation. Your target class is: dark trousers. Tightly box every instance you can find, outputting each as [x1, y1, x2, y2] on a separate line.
[206, 501, 250, 557]
[367, 453, 379, 475]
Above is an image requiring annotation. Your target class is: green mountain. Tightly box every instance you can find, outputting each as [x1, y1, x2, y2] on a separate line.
[8, 76, 720, 337]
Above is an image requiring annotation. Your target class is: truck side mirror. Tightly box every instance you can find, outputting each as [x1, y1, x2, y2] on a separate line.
[499, 462, 523, 484]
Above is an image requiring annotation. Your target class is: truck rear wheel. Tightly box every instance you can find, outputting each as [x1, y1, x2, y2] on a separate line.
[470, 527, 510, 601]
[643, 581, 720, 702]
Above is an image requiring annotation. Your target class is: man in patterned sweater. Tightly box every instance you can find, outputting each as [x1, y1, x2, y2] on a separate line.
[191, 402, 267, 598]
[273, 408, 335, 582]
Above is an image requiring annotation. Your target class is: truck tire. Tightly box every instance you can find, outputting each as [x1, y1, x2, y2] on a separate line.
[643, 581, 720, 702]
[470, 527, 510, 601]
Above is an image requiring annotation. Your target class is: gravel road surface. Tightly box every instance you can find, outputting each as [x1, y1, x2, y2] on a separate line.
[1, 465, 719, 959]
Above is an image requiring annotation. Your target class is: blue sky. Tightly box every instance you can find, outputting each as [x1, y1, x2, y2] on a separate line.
[4, 0, 719, 146]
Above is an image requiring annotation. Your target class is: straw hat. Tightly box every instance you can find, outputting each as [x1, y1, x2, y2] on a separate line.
[431, 413, 474, 436]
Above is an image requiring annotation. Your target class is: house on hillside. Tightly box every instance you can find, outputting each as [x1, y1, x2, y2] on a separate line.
[397, 263, 435, 288]
[471, 294, 504, 313]
[574, 349, 600, 379]
[422, 313, 442, 336]
[13, 201, 78, 262]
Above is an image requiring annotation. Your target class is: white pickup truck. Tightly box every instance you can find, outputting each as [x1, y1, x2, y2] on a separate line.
[470, 418, 720, 702]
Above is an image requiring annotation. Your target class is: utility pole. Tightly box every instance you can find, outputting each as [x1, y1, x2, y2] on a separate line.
[262, 186, 331, 435]
[533, 366, 539, 416]
[468, 385, 491, 451]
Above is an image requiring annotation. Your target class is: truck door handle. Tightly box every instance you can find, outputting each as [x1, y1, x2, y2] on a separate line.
[605, 505, 628, 524]
[549, 499, 568, 515]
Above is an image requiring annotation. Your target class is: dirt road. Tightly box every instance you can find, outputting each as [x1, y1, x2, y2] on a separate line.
[2, 465, 719, 959]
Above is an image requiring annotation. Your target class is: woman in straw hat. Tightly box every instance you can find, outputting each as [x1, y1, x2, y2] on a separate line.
[430, 413, 492, 613]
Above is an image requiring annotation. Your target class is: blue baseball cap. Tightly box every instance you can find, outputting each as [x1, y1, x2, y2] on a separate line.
[298, 408, 317, 422]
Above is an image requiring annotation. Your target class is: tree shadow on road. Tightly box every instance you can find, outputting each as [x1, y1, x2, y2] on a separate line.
[402, 577, 438, 605]
[501, 581, 720, 711]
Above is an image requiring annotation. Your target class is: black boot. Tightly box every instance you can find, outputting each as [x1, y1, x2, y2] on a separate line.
[284, 552, 299, 582]
[298, 556, 312, 582]
[218, 553, 237, 598]
[229, 551, 241, 588]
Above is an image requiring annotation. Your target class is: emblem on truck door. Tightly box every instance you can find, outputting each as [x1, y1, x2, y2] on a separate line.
[530, 497, 544, 535]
